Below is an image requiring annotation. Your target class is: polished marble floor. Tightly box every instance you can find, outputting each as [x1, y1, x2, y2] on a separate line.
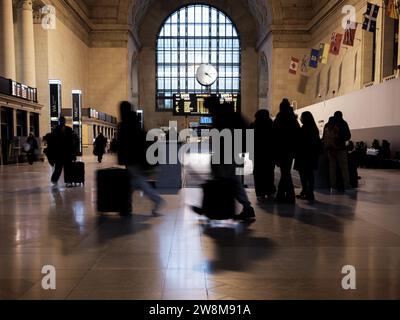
[0, 155, 400, 300]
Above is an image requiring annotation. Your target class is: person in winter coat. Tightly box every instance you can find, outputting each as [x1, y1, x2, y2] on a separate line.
[273, 98, 300, 204]
[294, 111, 322, 201]
[251, 109, 276, 201]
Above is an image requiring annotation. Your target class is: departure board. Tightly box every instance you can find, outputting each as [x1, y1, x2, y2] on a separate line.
[173, 93, 240, 116]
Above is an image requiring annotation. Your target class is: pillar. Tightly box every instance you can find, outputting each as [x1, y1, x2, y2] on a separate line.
[17, 0, 36, 87]
[0, 0, 17, 80]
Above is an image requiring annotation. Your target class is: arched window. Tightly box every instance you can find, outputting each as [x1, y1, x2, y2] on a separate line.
[156, 4, 241, 110]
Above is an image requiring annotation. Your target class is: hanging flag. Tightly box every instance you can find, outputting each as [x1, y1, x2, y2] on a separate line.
[289, 57, 299, 75]
[301, 55, 310, 73]
[319, 43, 330, 64]
[384, 0, 400, 19]
[363, 3, 380, 32]
[329, 32, 343, 55]
[343, 21, 358, 46]
[309, 49, 319, 68]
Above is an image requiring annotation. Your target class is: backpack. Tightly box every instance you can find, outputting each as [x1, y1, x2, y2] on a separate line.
[324, 123, 340, 150]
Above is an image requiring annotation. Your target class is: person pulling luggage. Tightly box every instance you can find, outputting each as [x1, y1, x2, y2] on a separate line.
[117, 101, 165, 216]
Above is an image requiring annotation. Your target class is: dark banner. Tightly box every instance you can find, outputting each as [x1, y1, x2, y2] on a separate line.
[72, 92, 82, 156]
[50, 83, 61, 129]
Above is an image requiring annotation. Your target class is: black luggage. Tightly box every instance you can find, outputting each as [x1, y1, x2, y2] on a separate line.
[201, 179, 236, 220]
[64, 161, 85, 185]
[97, 168, 132, 214]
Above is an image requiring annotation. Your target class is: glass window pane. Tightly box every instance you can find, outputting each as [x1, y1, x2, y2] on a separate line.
[171, 52, 178, 63]
[188, 24, 195, 36]
[188, 6, 195, 23]
[195, 24, 202, 37]
[179, 9, 186, 24]
[180, 51, 186, 63]
[180, 79, 186, 91]
[171, 13, 178, 23]
[158, 79, 164, 90]
[211, 24, 218, 36]
[165, 99, 172, 109]
[180, 24, 186, 37]
[211, 9, 218, 23]
[202, 52, 209, 63]
[164, 24, 171, 36]
[219, 23, 226, 37]
[202, 7, 209, 23]
[202, 24, 209, 37]
[226, 24, 233, 37]
[195, 6, 202, 23]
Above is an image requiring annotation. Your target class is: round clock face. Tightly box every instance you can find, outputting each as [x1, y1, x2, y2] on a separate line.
[196, 64, 218, 86]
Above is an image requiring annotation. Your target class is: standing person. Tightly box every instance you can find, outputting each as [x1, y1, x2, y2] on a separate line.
[273, 99, 300, 204]
[251, 109, 276, 201]
[294, 111, 322, 201]
[117, 101, 165, 216]
[26, 133, 39, 165]
[93, 132, 107, 163]
[323, 111, 352, 191]
[50, 117, 76, 187]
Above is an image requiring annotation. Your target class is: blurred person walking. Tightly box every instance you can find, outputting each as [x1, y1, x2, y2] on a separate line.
[117, 101, 165, 216]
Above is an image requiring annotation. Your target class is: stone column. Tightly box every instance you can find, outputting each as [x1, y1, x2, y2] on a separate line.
[0, 0, 17, 80]
[17, 0, 36, 87]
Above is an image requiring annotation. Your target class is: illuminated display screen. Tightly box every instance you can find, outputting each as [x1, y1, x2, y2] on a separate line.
[173, 93, 240, 116]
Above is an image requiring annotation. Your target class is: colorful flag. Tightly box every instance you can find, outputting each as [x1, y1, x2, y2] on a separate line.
[343, 21, 358, 46]
[319, 43, 330, 64]
[329, 32, 343, 55]
[309, 49, 319, 68]
[301, 55, 309, 73]
[385, 0, 400, 19]
[289, 57, 299, 75]
[363, 3, 380, 32]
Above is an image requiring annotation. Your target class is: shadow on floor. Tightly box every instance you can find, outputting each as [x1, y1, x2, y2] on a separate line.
[200, 221, 276, 274]
[256, 198, 353, 233]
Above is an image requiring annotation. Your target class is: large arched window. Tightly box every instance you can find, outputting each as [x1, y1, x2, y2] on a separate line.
[156, 4, 241, 110]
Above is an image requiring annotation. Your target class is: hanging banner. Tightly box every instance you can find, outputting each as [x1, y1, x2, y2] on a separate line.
[301, 55, 310, 73]
[343, 22, 358, 47]
[309, 49, 319, 68]
[72, 90, 82, 156]
[289, 57, 299, 75]
[384, 0, 399, 20]
[363, 3, 380, 32]
[319, 43, 330, 64]
[329, 32, 343, 55]
[49, 81, 62, 129]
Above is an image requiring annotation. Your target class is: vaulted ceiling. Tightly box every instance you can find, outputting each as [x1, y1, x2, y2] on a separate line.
[79, 0, 331, 28]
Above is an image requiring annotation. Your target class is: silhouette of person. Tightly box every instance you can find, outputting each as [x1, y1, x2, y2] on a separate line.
[94, 132, 107, 163]
[323, 111, 352, 191]
[117, 101, 165, 216]
[250, 109, 276, 200]
[294, 111, 322, 201]
[50, 116, 77, 186]
[26, 132, 39, 165]
[273, 98, 300, 204]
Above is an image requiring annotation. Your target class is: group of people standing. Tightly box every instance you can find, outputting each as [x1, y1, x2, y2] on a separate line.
[252, 99, 353, 204]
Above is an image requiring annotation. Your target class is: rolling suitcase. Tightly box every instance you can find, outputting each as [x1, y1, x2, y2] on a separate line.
[97, 168, 132, 214]
[64, 161, 85, 185]
[201, 179, 236, 220]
